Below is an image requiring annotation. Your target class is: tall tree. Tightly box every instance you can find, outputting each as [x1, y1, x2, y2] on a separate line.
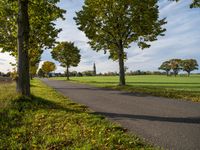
[181, 59, 198, 76]
[41, 61, 56, 77]
[74, 0, 166, 86]
[0, 0, 66, 96]
[51, 42, 81, 80]
[159, 61, 171, 76]
[169, 59, 182, 76]
[17, 0, 30, 96]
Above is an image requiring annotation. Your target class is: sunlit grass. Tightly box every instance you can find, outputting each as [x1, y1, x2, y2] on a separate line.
[0, 80, 154, 149]
[54, 75, 200, 102]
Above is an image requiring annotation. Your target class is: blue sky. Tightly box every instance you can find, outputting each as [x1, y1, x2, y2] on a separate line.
[0, 0, 200, 73]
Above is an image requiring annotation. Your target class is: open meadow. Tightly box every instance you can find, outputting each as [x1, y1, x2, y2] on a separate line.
[54, 75, 200, 102]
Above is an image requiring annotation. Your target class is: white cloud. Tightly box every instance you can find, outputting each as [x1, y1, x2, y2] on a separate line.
[1, 0, 200, 73]
[0, 52, 16, 73]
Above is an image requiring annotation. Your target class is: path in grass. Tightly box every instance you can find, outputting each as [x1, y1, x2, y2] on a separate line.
[54, 75, 200, 102]
[43, 78, 200, 150]
[0, 80, 151, 149]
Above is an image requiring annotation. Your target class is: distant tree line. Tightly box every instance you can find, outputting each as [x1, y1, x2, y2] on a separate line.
[159, 59, 198, 76]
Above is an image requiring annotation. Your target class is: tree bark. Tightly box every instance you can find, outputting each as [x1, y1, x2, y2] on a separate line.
[166, 71, 169, 76]
[187, 71, 190, 77]
[17, 0, 30, 97]
[66, 66, 69, 80]
[118, 41, 126, 86]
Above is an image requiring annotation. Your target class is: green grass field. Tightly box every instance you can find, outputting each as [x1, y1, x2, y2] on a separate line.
[0, 80, 153, 149]
[54, 75, 200, 102]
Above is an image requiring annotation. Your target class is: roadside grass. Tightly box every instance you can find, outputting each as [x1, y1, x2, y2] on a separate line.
[53, 75, 200, 102]
[0, 80, 153, 149]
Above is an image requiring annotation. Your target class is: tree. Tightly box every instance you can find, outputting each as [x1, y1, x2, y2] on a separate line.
[51, 42, 81, 80]
[169, 59, 182, 76]
[16, 0, 30, 96]
[181, 59, 198, 76]
[159, 61, 171, 76]
[0, 0, 65, 97]
[41, 61, 56, 77]
[37, 68, 45, 78]
[74, 0, 166, 86]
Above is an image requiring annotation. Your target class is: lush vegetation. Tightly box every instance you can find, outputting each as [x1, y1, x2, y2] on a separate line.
[0, 80, 153, 149]
[75, 0, 166, 86]
[159, 59, 198, 76]
[41, 61, 56, 77]
[51, 41, 81, 80]
[0, 0, 65, 96]
[54, 75, 200, 102]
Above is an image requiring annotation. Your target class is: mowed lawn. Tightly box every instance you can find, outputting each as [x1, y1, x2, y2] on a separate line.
[0, 80, 153, 149]
[54, 75, 200, 102]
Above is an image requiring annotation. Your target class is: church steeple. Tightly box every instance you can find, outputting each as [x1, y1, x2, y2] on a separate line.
[93, 62, 96, 76]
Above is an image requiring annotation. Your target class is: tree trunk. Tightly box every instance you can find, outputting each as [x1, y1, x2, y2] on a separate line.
[66, 66, 69, 80]
[187, 71, 190, 77]
[118, 41, 126, 86]
[17, 0, 30, 97]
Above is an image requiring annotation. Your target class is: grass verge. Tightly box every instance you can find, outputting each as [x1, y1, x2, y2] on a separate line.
[0, 80, 153, 149]
[53, 75, 200, 102]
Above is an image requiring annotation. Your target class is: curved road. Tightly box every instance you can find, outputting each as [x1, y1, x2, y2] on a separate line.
[42, 79, 200, 150]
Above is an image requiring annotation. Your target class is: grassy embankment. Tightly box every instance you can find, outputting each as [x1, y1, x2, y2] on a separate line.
[54, 75, 200, 102]
[0, 80, 153, 149]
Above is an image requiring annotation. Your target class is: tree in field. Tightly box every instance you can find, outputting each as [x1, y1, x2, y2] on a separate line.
[159, 61, 171, 76]
[51, 42, 81, 80]
[74, 0, 166, 86]
[41, 61, 56, 77]
[169, 59, 182, 76]
[181, 59, 198, 76]
[0, 0, 65, 97]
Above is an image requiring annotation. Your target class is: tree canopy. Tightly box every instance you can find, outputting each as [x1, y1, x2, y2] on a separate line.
[51, 41, 81, 80]
[0, 0, 66, 55]
[0, 0, 66, 96]
[75, 0, 166, 85]
[41, 61, 56, 76]
[159, 61, 171, 76]
[159, 59, 198, 76]
[181, 59, 198, 76]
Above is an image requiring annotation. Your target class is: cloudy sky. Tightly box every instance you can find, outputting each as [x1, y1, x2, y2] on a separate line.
[0, 0, 200, 73]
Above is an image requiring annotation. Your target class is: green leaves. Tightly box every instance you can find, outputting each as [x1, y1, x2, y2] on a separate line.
[181, 59, 199, 75]
[0, 0, 66, 56]
[159, 59, 199, 76]
[41, 61, 56, 75]
[74, 0, 166, 60]
[51, 42, 81, 68]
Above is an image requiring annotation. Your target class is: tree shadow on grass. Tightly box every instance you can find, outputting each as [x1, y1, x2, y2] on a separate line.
[0, 95, 83, 146]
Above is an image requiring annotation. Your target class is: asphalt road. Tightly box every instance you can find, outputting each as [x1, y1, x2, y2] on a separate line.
[42, 79, 200, 150]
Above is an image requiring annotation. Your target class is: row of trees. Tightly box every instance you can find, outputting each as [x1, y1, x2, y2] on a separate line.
[159, 59, 198, 76]
[0, 0, 199, 97]
[0, 0, 66, 96]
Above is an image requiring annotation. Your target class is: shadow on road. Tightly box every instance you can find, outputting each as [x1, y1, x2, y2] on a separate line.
[92, 112, 200, 124]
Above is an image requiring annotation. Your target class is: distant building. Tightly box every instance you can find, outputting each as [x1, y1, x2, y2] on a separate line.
[93, 63, 96, 76]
